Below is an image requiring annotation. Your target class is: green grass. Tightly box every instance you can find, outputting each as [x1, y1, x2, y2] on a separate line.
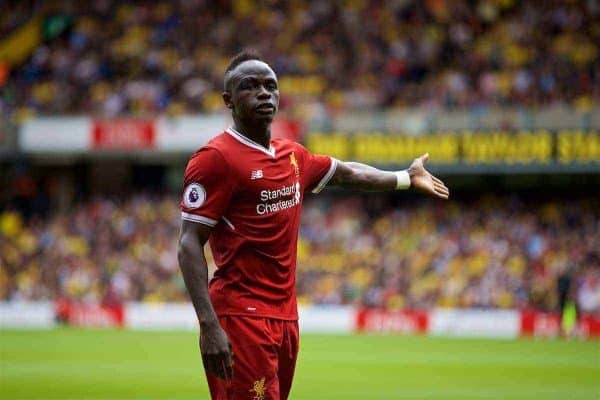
[1, 329, 598, 399]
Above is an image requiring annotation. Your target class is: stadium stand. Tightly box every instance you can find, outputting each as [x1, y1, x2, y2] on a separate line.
[2, 3, 600, 399]
[1, 1, 598, 333]
[1, 0, 598, 119]
[1, 193, 598, 316]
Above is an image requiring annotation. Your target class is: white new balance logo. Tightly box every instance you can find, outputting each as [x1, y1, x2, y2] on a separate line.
[251, 170, 263, 180]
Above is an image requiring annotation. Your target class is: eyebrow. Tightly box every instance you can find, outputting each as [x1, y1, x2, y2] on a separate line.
[236, 76, 278, 87]
[235, 77, 255, 89]
[238, 76, 258, 83]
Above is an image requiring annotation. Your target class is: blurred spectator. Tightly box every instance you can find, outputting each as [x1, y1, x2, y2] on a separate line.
[1, 0, 598, 119]
[297, 195, 600, 314]
[1, 193, 598, 316]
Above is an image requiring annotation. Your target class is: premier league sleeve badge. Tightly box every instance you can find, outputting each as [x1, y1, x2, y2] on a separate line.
[183, 183, 206, 209]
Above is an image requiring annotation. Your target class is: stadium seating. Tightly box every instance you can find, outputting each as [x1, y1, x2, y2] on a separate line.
[2, 0, 597, 119]
[1, 194, 598, 315]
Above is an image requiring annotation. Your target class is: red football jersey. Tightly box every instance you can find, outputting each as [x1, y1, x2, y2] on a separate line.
[181, 128, 337, 320]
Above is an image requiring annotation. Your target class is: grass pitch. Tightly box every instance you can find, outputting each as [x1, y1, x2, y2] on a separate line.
[1, 329, 598, 399]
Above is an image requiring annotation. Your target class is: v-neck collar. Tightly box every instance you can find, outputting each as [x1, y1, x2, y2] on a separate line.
[226, 127, 276, 157]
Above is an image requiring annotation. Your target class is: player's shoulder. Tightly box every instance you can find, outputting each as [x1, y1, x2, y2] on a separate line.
[187, 132, 231, 168]
[189, 131, 233, 157]
[207, 131, 236, 148]
[272, 137, 305, 152]
[273, 138, 314, 163]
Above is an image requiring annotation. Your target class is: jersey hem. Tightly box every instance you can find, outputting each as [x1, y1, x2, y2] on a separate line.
[215, 311, 299, 321]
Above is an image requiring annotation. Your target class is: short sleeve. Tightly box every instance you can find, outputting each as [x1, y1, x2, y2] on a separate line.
[296, 143, 338, 194]
[180, 147, 233, 226]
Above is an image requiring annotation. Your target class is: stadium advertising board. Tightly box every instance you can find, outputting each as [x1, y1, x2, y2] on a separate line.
[19, 118, 599, 169]
[92, 119, 155, 150]
[579, 314, 600, 338]
[306, 130, 600, 172]
[55, 300, 124, 328]
[430, 309, 521, 338]
[520, 310, 600, 338]
[298, 305, 356, 333]
[2, 301, 599, 338]
[19, 116, 301, 154]
[125, 302, 198, 330]
[519, 310, 561, 338]
[20, 117, 90, 152]
[0, 301, 54, 328]
[356, 308, 429, 334]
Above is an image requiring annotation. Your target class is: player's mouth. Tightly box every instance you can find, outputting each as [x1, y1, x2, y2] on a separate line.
[255, 103, 276, 114]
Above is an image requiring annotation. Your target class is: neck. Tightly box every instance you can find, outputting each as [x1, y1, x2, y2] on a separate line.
[231, 116, 271, 149]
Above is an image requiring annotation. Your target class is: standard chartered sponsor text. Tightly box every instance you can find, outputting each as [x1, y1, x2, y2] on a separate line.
[257, 182, 301, 215]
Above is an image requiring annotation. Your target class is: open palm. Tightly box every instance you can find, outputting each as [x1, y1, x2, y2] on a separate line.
[408, 153, 449, 199]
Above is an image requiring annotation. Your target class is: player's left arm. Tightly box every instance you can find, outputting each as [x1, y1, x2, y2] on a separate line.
[329, 153, 449, 199]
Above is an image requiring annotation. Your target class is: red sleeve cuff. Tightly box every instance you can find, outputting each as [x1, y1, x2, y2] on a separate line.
[311, 157, 338, 194]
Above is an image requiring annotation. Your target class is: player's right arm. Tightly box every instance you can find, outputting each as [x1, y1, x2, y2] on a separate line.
[177, 146, 235, 380]
[331, 153, 449, 199]
[295, 142, 448, 199]
[178, 221, 232, 380]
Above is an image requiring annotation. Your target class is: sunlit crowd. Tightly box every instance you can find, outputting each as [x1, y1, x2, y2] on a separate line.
[1, 193, 599, 315]
[2, 0, 598, 120]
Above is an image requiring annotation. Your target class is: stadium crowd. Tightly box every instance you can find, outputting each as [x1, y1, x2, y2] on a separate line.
[2, 0, 598, 119]
[1, 193, 599, 315]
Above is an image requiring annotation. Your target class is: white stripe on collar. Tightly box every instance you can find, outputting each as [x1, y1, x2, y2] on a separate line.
[226, 127, 276, 157]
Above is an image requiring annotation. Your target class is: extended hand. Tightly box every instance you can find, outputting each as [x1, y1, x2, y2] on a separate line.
[200, 322, 234, 380]
[408, 153, 449, 199]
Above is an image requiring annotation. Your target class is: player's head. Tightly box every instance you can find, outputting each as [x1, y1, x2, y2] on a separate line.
[222, 51, 279, 124]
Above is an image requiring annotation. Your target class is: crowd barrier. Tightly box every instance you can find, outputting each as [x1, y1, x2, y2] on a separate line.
[2, 301, 599, 339]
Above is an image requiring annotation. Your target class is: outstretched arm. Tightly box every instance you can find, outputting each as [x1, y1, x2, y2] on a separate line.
[329, 153, 449, 199]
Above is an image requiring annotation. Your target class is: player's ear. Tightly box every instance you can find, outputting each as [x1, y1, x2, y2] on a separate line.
[222, 91, 233, 109]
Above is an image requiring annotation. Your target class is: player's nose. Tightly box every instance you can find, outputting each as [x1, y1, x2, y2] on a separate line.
[257, 85, 271, 99]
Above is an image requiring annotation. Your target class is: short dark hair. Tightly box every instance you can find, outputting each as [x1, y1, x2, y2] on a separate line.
[225, 51, 264, 74]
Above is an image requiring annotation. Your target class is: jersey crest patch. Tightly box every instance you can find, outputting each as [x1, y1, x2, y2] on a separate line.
[249, 377, 266, 400]
[183, 183, 206, 209]
[290, 152, 300, 176]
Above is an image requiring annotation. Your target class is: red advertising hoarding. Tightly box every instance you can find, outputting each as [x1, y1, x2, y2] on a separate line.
[356, 308, 429, 334]
[55, 300, 124, 328]
[520, 310, 600, 338]
[92, 119, 155, 150]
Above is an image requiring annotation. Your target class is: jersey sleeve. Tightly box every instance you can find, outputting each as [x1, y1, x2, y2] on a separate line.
[180, 147, 234, 227]
[296, 143, 338, 194]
